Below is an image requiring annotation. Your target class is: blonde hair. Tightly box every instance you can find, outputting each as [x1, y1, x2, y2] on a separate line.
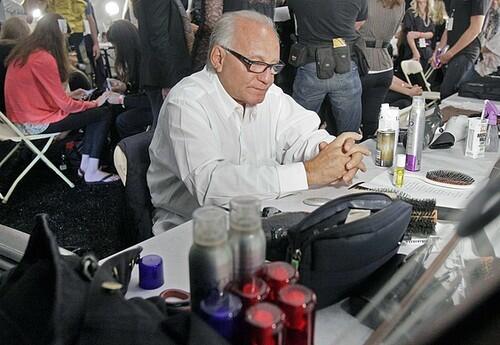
[410, 0, 436, 22]
[432, 0, 448, 25]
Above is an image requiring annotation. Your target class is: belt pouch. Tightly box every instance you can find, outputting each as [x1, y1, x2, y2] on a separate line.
[288, 42, 308, 67]
[332, 45, 351, 74]
[315, 46, 335, 79]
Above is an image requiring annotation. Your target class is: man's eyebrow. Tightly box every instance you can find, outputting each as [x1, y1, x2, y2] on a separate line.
[248, 54, 280, 64]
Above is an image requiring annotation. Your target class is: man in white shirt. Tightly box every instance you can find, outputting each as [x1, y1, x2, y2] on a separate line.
[148, 10, 370, 233]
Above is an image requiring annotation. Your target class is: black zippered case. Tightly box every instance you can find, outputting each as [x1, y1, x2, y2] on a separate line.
[283, 193, 412, 308]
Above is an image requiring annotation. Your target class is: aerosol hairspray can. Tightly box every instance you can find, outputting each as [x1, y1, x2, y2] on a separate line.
[405, 96, 426, 172]
[189, 206, 233, 313]
[229, 196, 266, 282]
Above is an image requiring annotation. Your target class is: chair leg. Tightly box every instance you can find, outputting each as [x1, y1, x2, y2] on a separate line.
[0, 143, 21, 168]
[1, 137, 75, 204]
[2, 148, 42, 203]
[26, 136, 75, 188]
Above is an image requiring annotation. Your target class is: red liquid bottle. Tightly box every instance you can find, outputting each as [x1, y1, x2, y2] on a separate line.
[278, 284, 317, 345]
[260, 261, 299, 302]
[245, 302, 285, 345]
[229, 276, 270, 311]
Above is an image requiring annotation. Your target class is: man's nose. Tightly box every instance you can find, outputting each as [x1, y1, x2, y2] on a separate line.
[257, 67, 274, 84]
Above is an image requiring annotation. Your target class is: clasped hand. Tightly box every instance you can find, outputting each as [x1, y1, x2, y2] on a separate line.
[304, 132, 370, 186]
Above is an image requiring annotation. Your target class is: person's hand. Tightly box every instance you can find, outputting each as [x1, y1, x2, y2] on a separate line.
[342, 146, 370, 184]
[439, 50, 453, 65]
[412, 51, 421, 61]
[408, 85, 423, 97]
[93, 44, 101, 59]
[96, 91, 110, 107]
[107, 92, 125, 105]
[162, 87, 171, 100]
[305, 132, 365, 186]
[69, 88, 87, 100]
[430, 50, 440, 69]
[107, 78, 127, 93]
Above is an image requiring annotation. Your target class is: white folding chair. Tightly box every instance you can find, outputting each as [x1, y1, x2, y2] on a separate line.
[0, 112, 74, 203]
[400, 59, 440, 108]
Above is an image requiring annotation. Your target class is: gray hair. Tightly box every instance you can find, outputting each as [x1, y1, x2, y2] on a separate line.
[206, 10, 278, 70]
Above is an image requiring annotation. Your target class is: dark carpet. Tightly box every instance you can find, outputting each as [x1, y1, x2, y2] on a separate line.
[0, 142, 129, 259]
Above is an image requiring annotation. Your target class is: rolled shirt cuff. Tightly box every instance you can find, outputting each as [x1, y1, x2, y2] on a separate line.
[276, 162, 309, 196]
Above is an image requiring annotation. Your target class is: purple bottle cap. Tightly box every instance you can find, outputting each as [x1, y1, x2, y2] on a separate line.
[139, 254, 164, 290]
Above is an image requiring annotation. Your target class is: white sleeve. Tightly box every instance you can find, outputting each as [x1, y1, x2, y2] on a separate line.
[274, 89, 335, 164]
[166, 97, 311, 207]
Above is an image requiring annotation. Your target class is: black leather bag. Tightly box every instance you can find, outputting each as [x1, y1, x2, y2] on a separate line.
[0, 214, 228, 345]
[263, 193, 412, 308]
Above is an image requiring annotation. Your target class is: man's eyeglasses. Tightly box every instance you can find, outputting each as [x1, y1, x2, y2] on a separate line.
[222, 46, 285, 75]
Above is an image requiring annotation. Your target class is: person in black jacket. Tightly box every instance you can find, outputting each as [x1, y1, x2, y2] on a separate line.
[0, 17, 30, 114]
[131, 0, 191, 130]
[106, 20, 152, 139]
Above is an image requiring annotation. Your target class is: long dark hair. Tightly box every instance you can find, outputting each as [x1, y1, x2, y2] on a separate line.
[6, 13, 70, 82]
[107, 20, 141, 85]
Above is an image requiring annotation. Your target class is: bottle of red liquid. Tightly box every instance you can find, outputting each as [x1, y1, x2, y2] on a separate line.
[278, 284, 317, 345]
[260, 261, 299, 302]
[229, 276, 270, 311]
[245, 302, 285, 345]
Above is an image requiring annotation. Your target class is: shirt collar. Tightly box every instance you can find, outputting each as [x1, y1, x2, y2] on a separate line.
[205, 67, 259, 120]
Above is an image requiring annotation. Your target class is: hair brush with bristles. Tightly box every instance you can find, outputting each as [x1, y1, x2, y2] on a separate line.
[351, 187, 437, 235]
[407, 170, 475, 189]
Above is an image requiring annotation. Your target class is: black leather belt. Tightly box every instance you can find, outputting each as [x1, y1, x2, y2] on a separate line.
[366, 40, 390, 48]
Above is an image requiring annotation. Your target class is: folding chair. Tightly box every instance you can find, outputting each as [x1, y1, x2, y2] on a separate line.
[400, 59, 440, 109]
[0, 112, 74, 203]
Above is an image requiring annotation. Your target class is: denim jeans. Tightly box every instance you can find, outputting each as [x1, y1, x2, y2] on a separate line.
[292, 61, 362, 135]
[440, 53, 477, 99]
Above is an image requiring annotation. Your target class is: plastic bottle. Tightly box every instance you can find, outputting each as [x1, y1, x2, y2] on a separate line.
[189, 206, 233, 313]
[229, 196, 266, 282]
[405, 96, 426, 171]
[485, 106, 499, 152]
[393, 154, 406, 188]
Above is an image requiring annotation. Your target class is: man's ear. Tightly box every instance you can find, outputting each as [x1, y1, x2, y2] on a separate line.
[209, 46, 225, 72]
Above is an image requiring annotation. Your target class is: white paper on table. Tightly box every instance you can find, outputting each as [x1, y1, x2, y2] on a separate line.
[360, 171, 480, 209]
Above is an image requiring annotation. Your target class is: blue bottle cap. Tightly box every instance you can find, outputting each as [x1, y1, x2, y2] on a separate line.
[139, 254, 164, 290]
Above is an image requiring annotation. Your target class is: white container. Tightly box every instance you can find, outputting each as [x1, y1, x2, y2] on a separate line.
[465, 118, 488, 159]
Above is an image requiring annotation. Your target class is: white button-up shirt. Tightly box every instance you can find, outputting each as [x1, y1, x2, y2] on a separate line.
[147, 67, 334, 233]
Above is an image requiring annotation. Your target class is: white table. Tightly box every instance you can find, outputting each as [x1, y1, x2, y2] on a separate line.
[440, 93, 500, 112]
[104, 137, 499, 345]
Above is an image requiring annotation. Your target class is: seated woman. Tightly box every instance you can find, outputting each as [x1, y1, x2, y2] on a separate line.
[4, 13, 118, 184]
[398, 0, 436, 70]
[0, 16, 31, 114]
[385, 75, 423, 109]
[106, 20, 152, 139]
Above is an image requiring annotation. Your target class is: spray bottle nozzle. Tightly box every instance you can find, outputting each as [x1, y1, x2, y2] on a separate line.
[484, 100, 499, 125]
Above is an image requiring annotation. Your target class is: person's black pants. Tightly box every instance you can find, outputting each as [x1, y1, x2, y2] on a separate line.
[146, 88, 163, 131]
[116, 107, 153, 139]
[84, 35, 107, 90]
[360, 69, 393, 139]
[385, 90, 412, 109]
[440, 53, 477, 99]
[43, 107, 112, 159]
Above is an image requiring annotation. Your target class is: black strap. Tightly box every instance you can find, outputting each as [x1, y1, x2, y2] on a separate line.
[366, 40, 390, 49]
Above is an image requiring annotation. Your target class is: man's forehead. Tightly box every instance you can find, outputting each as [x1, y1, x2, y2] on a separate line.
[232, 20, 280, 60]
